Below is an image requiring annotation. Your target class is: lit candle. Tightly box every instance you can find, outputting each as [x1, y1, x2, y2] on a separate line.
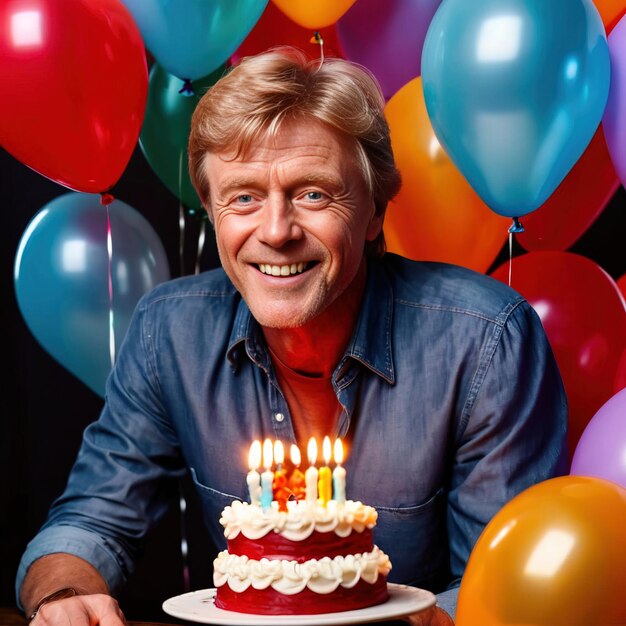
[332, 438, 346, 505]
[305, 437, 318, 504]
[260, 438, 274, 511]
[247, 440, 262, 506]
[318, 436, 332, 505]
[288, 444, 306, 500]
[272, 440, 289, 511]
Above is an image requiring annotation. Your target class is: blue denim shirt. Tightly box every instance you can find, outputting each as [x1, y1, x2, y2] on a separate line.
[17, 254, 568, 617]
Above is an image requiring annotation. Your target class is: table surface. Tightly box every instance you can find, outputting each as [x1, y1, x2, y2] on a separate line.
[0, 606, 417, 626]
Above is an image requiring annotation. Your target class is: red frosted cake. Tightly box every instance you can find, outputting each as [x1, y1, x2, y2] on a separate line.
[212, 498, 391, 614]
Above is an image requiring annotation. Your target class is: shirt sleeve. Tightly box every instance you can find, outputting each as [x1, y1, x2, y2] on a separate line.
[15, 302, 187, 607]
[447, 299, 569, 583]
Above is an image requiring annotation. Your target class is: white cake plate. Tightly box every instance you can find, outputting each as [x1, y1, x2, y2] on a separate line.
[162, 583, 436, 625]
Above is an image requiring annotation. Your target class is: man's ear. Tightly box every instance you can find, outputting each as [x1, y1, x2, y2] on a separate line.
[366, 203, 385, 241]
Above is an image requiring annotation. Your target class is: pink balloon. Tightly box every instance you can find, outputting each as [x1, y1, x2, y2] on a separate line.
[571, 387, 626, 488]
[336, 0, 442, 100]
[603, 14, 626, 186]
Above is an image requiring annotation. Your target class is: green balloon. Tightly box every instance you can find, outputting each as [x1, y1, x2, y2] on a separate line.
[140, 63, 226, 211]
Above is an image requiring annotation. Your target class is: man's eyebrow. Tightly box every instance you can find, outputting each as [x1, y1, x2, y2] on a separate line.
[295, 172, 343, 187]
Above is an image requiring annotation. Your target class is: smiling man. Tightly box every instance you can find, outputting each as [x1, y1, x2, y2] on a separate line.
[17, 48, 567, 626]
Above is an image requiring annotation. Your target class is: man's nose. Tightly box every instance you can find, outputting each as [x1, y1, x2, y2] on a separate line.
[257, 194, 303, 247]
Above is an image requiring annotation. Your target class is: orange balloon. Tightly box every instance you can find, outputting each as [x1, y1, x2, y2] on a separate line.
[271, 0, 357, 29]
[384, 77, 509, 273]
[456, 476, 626, 626]
[593, 0, 626, 31]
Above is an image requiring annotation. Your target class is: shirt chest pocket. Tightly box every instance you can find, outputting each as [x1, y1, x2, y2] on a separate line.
[373, 488, 450, 593]
[189, 467, 243, 552]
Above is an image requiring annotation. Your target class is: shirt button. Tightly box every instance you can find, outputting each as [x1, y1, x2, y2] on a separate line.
[274, 412, 285, 423]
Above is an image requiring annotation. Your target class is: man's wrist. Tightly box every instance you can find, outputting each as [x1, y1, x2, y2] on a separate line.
[28, 587, 78, 622]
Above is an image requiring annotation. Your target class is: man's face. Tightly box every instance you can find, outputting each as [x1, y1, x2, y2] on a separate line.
[204, 119, 382, 329]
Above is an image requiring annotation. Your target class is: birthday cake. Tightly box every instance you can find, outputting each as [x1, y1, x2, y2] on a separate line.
[212, 438, 391, 615]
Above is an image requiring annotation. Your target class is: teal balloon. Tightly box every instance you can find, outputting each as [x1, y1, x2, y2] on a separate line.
[14, 193, 170, 397]
[121, 0, 268, 80]
[421, 0, 610, 217]
[140, 63, 225, 212]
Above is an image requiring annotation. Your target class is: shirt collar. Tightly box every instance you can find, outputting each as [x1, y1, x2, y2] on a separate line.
[226, 258, 395, 383]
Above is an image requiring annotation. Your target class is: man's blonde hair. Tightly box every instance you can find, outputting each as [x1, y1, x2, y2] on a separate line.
[188, 47, 401, 258]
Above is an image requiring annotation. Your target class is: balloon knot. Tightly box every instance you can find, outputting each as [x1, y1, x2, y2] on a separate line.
[508, 216, 524, 233]
[100, 193, 115, 206]
[310, 31, 324, 46]
[178, 79, 195, 96]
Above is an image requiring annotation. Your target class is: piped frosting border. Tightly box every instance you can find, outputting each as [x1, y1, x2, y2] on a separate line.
[220, 499, 379, 541]
[213, 547, 391, 595]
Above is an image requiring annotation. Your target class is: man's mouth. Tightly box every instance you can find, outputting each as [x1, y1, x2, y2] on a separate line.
[257, 262, 312, 276]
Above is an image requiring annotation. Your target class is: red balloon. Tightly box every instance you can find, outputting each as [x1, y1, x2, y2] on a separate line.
[517, 127, 620, 251]
[0, 0, 148, 193]
[231, 2, 345, 64]
[491, 252, 626, 458]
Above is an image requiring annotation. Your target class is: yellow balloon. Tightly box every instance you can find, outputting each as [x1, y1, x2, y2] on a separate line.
[456, 476, 626, 626]
[384, 78, 509, 273]
[271, 0, 357, 29]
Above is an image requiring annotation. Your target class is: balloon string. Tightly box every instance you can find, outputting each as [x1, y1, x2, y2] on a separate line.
[195, 219, 206, 275]
[311, 31, 324, 67]
[506, 216, 524, 288]
[508, 231, 513, 287]
[178, 150, 186, 276]
[104, 201, 116, 369]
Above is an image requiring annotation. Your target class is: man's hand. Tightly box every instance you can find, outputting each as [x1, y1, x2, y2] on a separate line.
[406, 605, 455, 625]
[32, 593, 126, 626]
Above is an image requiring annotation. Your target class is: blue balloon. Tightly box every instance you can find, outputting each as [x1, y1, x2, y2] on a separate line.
[14, 193, 170, 397]
[121, 0, 269, 81]
[421, 0, 610, 218]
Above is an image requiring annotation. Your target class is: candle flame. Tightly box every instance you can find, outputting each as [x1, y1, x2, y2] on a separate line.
[274, 440, 284, 465]
[334, 438, 344, 465]
[290, 444, 301, 467]
[323, 436, 331, 465]
[263, 438, 273, 470]
[307, 437, 317, 465]
[248, 440, 261, 471]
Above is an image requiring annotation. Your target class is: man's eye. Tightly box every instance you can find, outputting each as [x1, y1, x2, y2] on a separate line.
[305, 191, 324, 201]
[236, 194, 253, 204]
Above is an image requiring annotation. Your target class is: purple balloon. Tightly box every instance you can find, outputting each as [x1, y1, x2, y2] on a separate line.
[336, 0, 442, 100]
[603, 14, 626, 187]
[570, 386, 626, 488]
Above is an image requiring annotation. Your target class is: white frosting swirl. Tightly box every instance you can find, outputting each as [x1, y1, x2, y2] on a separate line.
[213, 547, 391, 596]
[220, 499, 378, 541]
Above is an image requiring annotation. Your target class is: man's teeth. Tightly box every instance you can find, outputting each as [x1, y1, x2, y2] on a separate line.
[258, 262, 308, 276]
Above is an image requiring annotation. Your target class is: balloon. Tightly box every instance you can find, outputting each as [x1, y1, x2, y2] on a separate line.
[271, 0, 356, 29]
[140, 64, 226, 212]
[456, 476, 626, 626]
[571, 387, 626, 488]
[122, 0, 268, 81]
[14, 193, 170, 397]
[516, 126, 619, 251]
[603, 15, 626, 188]
[491, 252, 626, 457]
[232, 1, 344, 63]
[0, 0, 147, 193]
[336, 0, 442, 100]
[384, 78, 509, 273]
[421, 0, 611, 218]
[593, 0, 626, 30]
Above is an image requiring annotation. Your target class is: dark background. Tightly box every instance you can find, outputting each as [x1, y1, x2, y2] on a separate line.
[1, 139, 625, 620]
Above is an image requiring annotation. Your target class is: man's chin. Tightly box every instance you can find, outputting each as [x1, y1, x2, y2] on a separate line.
[249, 304, 321, 330]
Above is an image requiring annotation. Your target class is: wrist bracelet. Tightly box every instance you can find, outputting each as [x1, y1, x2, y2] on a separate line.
[28, 587, 77, 622]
